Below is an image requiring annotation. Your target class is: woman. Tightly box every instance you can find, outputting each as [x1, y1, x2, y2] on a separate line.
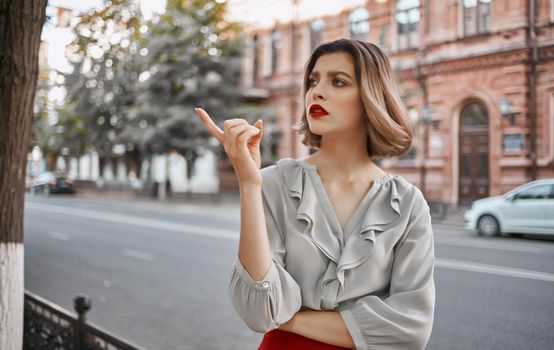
[195, 39, 435, 350]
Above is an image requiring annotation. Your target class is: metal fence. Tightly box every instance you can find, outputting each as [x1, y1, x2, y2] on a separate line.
[24, 290, 147, 350]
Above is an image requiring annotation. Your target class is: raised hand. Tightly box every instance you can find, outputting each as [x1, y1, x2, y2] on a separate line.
[195, 107, 264, 188]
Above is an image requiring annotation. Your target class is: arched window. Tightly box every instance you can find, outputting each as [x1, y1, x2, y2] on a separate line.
[348, 7, 369, 41]
[310, 19, 325, 51]
[396, 0, 420, 50]
[461, 101, 488, 129]
[463, 0, 491, 36]
[271, 29, 280, 74]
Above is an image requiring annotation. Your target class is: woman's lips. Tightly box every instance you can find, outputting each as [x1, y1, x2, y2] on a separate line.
[309, 104, 329, 118]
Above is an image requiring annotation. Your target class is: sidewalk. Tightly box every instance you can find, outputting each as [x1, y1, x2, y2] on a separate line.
[67, 187, 242, 220]
[75, 187, 240, 205]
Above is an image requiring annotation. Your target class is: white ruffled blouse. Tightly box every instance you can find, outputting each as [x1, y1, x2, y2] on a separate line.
[228, 157, 436, 350]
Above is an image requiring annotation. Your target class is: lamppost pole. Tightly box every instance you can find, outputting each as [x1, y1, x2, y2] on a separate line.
[290, 0, 300, 157]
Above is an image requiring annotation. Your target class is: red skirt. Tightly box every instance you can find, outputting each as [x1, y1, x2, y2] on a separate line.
[258, 329, 352, 350]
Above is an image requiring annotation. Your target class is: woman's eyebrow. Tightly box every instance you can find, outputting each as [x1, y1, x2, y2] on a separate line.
[309, 70, 353, 79]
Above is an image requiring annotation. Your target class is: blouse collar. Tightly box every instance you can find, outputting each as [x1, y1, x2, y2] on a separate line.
[276, 157, 410, 308]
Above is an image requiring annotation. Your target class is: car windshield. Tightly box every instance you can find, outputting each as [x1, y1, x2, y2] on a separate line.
[514, 184, 553, 200]
[504, 182, 554, 199]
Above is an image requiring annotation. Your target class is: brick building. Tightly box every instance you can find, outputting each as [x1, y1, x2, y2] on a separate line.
[238, 0, 554, 205]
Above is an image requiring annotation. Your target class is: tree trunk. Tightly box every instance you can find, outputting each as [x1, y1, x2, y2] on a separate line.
[0, 1, 47, 349]
[99, 155, 105, 178]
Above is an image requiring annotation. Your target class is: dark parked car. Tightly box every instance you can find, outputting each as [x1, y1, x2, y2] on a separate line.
[30, 172, 75, 195]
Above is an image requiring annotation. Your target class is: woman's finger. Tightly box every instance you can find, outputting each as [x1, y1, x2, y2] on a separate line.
[249, 119, 263, 147]
[225, 119, 249, 135]
[228, 122, 256, 136]
[227, 124, 256, 150]
[194, 107, 224, 143]
[237, 127, 261, 145]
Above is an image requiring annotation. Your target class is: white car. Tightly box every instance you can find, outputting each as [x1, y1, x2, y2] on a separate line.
[464, 179, 554, 237]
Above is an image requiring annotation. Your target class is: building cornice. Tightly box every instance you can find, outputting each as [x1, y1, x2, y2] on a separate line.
[396, 44, 554, 80]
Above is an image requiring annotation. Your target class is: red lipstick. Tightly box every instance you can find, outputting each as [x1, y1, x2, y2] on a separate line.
[309, 104, 329, 118]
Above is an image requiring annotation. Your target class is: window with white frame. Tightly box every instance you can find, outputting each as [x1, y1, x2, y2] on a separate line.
[463, 0, 491, 36]
[396, 0, 420, 50]
[310, 19, 325, 51]
[348, 7, 370, 41]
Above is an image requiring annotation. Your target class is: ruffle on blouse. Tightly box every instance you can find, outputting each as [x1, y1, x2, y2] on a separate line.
[276, 158, 407, 309]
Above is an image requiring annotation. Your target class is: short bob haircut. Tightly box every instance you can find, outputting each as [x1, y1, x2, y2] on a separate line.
[293, 39, 413, 159]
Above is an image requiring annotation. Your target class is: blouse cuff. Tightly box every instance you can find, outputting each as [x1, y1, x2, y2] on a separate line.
[339, 308, 367, 350]
[233, 257, 279, 291]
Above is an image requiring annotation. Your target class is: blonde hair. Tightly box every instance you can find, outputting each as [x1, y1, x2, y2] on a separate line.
[293, 39, 413, 159]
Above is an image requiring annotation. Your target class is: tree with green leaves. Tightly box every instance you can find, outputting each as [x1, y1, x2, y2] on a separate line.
[63, 0, 144, 176]
[130, 0, 246, 179]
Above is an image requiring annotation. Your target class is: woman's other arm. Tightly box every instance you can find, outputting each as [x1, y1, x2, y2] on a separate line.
[237, 183, 272, 280]
[195, 108, 301, 332]
[280, 310, 355, 349]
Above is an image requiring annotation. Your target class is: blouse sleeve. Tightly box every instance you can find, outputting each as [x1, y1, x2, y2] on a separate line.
[228, 178, 302, 333]
[339, 186, 436, 350]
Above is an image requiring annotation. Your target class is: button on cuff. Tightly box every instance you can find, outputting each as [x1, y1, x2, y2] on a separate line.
[233, 257, 278, 290]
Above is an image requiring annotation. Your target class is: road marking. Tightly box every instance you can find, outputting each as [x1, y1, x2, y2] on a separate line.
[434, 236, 545, 254]
[49, 231, 69, 241]
[122, 248, 154, 261]
[436, 257, 554, 282]
[25, 202, 238, 240]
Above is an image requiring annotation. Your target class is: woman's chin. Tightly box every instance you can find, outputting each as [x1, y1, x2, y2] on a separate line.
[307, 124, 326, 135]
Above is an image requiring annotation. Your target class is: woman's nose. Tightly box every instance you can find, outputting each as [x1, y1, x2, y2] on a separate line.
[312, 87, 324, 101]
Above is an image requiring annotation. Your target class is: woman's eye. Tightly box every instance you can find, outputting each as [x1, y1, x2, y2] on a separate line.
[308, 78, 317, 87]
[333, 79, 345, 86]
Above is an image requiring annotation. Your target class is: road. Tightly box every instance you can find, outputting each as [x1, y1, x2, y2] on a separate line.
[23, 195, 554, 350]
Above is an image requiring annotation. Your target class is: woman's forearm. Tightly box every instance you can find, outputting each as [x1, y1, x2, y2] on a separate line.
[281, 310, 355, 349]
[237, 183, 272, 281]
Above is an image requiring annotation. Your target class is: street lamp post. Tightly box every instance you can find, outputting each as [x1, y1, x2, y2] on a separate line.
[420, 104, 432, 197]
[498, 97, 518, 125]
[290, 0, 301, 158]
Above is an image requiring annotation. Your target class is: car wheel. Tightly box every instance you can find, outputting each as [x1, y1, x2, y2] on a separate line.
[477, 215, 500, 237]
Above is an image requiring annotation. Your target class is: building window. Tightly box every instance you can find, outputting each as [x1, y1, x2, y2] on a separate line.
[461, 101, 488, 128]
[378, 23, 389, 50]
[348, 7, 369, 41]
[271, 29, 280, 74]
[502, 133, 524, 152]
[396, 0, 420, 50]
[463, 0, 491, 36]
[252, 35, 259, 82]
[310, 19, 325, 51]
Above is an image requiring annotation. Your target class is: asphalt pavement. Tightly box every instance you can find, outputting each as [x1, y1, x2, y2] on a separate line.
[23, 194, 554, 350]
